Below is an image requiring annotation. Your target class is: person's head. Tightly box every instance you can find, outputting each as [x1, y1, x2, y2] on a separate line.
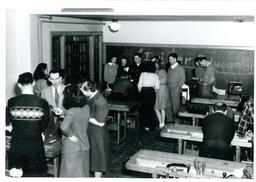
[77, 78, 97, 98]
[168, 53, 178, 65]
[121, 58, 128, 66]
[33, 63, 48, 80]
[144, 62, 156, 73]
[198, 56, 209, 67]
[109, 56, 117, 64]
[48, 69, 62, 88]
[194, 57, 201, 67]
[133, 53, 142, 65]
[213, 102, 227, 114]
[17, 72, 34, 91]
[150, 56, 159, 63]
[155, 60, 165, 70]
[63, 84, 85, 110]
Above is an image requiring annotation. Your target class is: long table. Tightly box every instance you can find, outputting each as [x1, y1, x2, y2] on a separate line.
[126, 149, 248, 178]
[6, 136, 61, 177]
[108, 101, 138, 145]
[160, 124, 252, 162]
[190, 97, 239, 108]
[178, 111, 241, 126]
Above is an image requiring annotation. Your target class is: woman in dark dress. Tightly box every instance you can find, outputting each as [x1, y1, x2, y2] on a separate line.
[7, 72, 49, 177]
[77, 78, 109, 177]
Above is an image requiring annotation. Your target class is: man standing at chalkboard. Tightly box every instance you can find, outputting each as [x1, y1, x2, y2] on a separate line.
[166, 53, 185, 124]
[198, 56, 216, 98]
[129, 53, 145, 84]
[128, 53, 146, 97]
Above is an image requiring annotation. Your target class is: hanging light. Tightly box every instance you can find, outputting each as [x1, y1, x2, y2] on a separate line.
[108, 18, 121, 32]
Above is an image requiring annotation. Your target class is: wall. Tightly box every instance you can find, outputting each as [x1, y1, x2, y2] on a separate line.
[103, 21, 255, 47]
[6, 10, 37, 100]
[41, 16, 103, 68]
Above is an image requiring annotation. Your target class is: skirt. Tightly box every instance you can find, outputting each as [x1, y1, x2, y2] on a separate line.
[87, 123, 109, 173]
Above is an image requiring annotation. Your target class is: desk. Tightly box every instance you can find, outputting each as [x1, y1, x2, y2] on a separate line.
[126, 149, 247, 178]
[108, 101, 138, 145]
[178, 111, 241, 126]
[190, 97, 239, 108]
[6, 136, 61, 177]
[160, 124, 252, 162]
[178, 111, 205, 126]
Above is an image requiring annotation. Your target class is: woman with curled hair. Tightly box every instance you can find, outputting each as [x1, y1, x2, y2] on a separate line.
[154, 60, 171, 129]
[138, 62, 160, 131]
[77, 78, 109, 177]
[33, 63, 49, 97]
[59, 84, 90, 177]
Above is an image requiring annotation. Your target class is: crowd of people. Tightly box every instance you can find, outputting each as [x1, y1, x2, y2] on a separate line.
[7, 68, 109, 177]
[6, 51, 254, 177]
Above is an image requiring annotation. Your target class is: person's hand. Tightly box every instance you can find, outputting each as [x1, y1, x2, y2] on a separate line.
[53, 108, 63, 116]
[68, 135, 79, 143]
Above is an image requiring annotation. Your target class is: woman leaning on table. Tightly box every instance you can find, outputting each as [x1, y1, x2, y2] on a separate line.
[59, 84, 90, 177]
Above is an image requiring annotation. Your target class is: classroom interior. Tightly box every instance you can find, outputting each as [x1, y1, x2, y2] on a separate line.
[4, 0, 256, 179]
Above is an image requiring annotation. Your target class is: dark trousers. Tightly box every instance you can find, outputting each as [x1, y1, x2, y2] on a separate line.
[139, 87, 156, 130]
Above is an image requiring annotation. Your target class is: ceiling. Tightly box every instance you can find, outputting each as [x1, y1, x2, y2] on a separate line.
[52, 15, 254, 22]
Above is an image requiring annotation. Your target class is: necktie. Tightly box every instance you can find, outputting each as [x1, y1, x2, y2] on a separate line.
[55, 88, 59, 107]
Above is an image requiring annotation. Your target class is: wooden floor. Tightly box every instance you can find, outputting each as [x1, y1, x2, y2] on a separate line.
[107, 127, 178, 177]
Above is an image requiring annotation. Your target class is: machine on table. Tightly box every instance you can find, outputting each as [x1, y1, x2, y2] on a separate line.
[126, 149, 251, 178]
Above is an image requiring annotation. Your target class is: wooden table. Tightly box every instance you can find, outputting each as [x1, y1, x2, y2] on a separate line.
[190, 97, 239, 108]
[160, 124, 252, 162]
[126, 149, 247, 178]
[108, 101, 138, 145]
[178, 111, 205, 126]
[6, 136, 61, 177]
[178, 111, 241, 126]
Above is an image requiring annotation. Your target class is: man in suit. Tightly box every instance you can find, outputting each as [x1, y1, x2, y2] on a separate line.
[41, 69, 66, 137]
[199, 102, 235, 161]
[166, 53, 185, 123]
[128, 53, 146, 85]
[128, 53, 146, 99]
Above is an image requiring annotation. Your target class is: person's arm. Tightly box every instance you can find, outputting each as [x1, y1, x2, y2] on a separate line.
[60, 109, 74, 137]
[104, 64, 109, 83]
[137, 73, 143, 92]
[203, 67, 215, 85]
[94, 99, 109, 124]
[178, 67, 186, 90]
[237, 106, 250, 136]
[41, 100, 50, 132]
[154, 74, 160, 91]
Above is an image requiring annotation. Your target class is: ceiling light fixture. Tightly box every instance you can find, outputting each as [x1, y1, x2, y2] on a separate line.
[108, 18, 121, 32]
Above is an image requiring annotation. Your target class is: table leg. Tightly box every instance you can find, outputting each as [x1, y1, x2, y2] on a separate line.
[53, 156, 59, 177]
[124, 112, 127, 139]
[117, 112, 121, 144]
[236, 146, 241, 162]
[183, 141, 187, 154]
[192, 118, 196, 126]
[178, 139, 182, 154]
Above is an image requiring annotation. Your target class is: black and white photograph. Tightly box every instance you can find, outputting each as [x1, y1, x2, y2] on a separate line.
[2, 0, 255, 179]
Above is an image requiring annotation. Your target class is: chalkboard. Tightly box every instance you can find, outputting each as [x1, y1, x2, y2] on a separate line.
[106, 44, 254, 96]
